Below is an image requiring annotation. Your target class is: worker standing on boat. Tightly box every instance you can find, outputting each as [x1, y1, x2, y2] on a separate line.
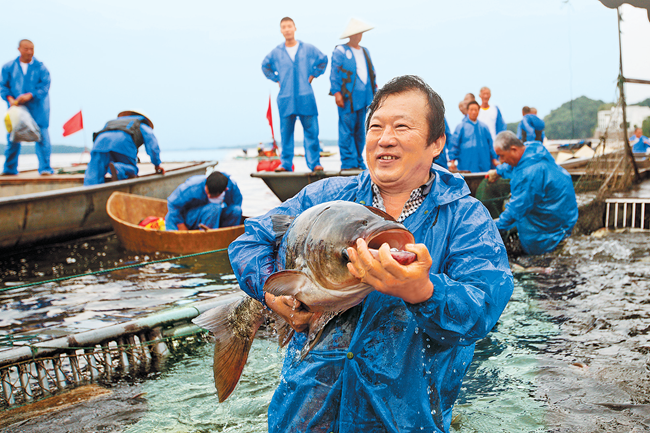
[1, 39, 53, 176]
[477, 86, 507, 141]
[630, 127, 650, 154]
[229, 75, 513, 432]
[448, 101, 499, 172]
[517, 106, 545, 143]
[83, 110, 164, 186]
[165, 171, 242, 231]
[329, 18, 376, 171]
[490, 131, 578, 255]
[262, 17, 328, 173]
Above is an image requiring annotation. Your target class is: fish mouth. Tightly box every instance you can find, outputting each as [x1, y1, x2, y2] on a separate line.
[365, 228, 414, 250]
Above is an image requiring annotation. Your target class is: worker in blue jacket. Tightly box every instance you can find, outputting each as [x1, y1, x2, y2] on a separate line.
[491, 131, 578, 255]
[330, 18, 376, 171]
[432, 118, 451, 169]
[229, 76, 513, 433]
[517, 106, 545, 143]
[262, 17, 328, 173]
[165, 171, 242, 231]
[448, 101, 499, 172]
[631, 127, 650, 153]
[1, 39, 53, 175]
[83, 110, 164, 186]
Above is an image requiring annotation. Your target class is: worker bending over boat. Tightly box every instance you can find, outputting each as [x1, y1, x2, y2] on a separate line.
[517, 106, 545, 143]
[330, 18, 377, 171]
[229, 75, 513, 432]
[489, 131, 578, 255]
[83, 110, 164, 186]
[448, 101, 498, 172]
[165, 171, 242, 231]
[262, 17, 328, 172]
[1, 39, 53, 175]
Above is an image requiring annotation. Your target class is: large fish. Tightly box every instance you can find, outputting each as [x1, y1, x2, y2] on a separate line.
[193, 200, 416, 402]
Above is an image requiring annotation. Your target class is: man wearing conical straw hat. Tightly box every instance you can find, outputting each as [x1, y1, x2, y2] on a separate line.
[330, 18, 377, 171]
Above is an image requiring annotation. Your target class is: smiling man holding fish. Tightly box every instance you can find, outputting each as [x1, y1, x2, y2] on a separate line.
[226, 75, 513, 433]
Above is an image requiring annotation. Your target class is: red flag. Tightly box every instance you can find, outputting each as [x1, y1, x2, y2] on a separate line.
[62, 111, 83, 137]
[266, 95, 276, 148]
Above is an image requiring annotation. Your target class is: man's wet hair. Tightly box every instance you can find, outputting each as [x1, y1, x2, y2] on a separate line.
[467, 100, 480, 110]
[280, 17, 295, 25]
[206, 171, 228, 197]
[522, 106, 531, 114]
[18, 39, 33, 47]
[365, 75, 445, 147]
[495, 131, 524, 151]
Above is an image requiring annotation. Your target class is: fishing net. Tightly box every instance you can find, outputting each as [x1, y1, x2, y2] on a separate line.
[475, 178, 511, 219]
[572, 98, 639, 198]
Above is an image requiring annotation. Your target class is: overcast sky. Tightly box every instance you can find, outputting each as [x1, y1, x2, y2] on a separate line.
[1, 0, 649, 149]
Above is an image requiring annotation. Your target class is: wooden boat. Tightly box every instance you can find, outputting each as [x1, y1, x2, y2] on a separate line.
[0, 161, 215, 252]
[106, 191, 244, 254]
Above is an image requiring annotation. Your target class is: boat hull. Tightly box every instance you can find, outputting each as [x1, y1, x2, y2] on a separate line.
[250, 169, 488, 202]
[107, 191, 244, 254]
[0, 162, 215, 251]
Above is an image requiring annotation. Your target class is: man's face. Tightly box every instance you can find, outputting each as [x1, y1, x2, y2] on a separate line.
[479, 88, 491, 104]
[280, 21, 296, 41]
[348, 33, 362, 46]
[467, 104, 479, 122]
[18, 41, 34, 63]
[366, 90, 442, 191]
[495, 146, 520, 166]
[635, 129, 643, 138]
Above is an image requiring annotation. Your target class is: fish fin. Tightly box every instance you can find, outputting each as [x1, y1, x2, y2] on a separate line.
[363, 205, 397, 222]
[270, 214, 295, 245]
[300, 311, 338, 360]
[192, 296, 264, 403]
[264, 270, 316, 298]
[271, 313, 295, 348]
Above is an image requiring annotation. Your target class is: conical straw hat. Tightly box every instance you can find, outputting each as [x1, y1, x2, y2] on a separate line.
[118, 110, 154, 129]
[339, 18, 374, 39]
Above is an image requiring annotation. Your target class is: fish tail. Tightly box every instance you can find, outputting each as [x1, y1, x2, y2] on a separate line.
[192, 296, 265, 402]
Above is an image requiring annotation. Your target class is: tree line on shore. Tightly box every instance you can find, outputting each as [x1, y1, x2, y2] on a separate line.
[507, 96, 650, 140]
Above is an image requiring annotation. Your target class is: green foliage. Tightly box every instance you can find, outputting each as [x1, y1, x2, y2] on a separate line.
[634, 98, 650, 108]
[643, 116, 650, 137]
[506, 122, 518, 133]
[543, 96, 605, 139]
[598, 102, 616, 111]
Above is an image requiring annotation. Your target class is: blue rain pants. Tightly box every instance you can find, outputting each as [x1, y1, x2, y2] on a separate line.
[280, 114, 321, 171]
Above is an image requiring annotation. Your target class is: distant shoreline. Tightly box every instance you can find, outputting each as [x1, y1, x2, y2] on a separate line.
[0, 139, 339, 155]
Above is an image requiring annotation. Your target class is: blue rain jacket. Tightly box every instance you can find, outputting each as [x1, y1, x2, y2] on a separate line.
[228, 168, 513, 432]
[631, 135, 650, 153]
[448, 117, 497, 172]
[329, 44, 375, 115]
[495, 141, 578, 255]
[1, 57, 50, 128]
[91, 115, 162, 167]
[517, 114, 545, 143]
[165, 174, 242, 230]
[262, 42, 328, 118]
[433, 118, 451, 169]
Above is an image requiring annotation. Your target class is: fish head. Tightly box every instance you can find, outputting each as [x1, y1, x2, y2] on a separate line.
[282, 201, 414, 291]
